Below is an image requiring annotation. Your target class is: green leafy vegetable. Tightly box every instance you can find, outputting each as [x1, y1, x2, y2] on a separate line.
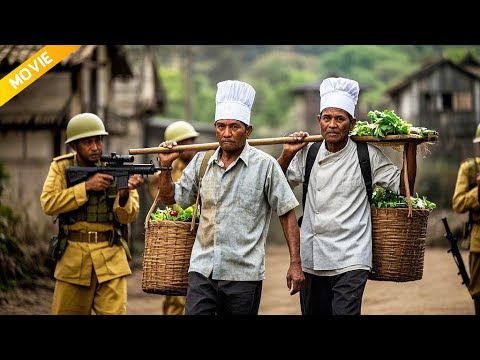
[350, 109, 436, 138]
[371, 187, 436, 210]
[150, 204, 200, 222]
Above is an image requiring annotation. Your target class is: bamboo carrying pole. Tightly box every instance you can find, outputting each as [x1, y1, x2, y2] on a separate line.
[129, 133, 438, 155]
[129, 135, 324, 154]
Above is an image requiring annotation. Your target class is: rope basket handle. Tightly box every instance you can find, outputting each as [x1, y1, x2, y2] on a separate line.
[190, 179, 201, 232]
[145, 150, 212, 231]
[403, 144, 413, 217]
[145, 185, 162, 229]
[144, 178, 200, 232]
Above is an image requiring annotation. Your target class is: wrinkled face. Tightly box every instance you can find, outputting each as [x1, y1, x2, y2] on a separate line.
[318, 107, 355, 147]
[71, 136, 104, 165]
[215, 119, 252, 152]
[178, 137, 197, 164]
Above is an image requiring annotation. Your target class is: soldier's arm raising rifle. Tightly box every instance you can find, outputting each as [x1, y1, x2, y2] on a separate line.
[66, 152, 172, 189]
[442, 217, 470, 288]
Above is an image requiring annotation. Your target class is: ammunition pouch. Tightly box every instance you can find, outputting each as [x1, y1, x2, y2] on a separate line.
[45, 234, 69, 276]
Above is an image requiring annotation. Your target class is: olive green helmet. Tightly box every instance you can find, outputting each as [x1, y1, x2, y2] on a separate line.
[474, 123, 480, 143]
[164, 121, 199, 142]
[65, 113, 109, 144]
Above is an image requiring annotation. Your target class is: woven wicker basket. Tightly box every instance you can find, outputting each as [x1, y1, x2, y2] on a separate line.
[142, 218, 196, 295]
[369, 207, 430, 282]
[141, 187, 198, 296]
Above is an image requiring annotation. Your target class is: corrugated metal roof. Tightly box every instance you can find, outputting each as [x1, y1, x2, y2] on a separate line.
[0, 45, 43, 65]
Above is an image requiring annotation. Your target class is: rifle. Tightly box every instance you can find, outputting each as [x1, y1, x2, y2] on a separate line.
[442, 217, 470, 288]
[66, 152, 172, 189]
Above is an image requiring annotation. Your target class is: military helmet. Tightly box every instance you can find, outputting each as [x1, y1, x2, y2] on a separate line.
[65, 113, 109, 144]
[474, 123, 480, 143]
[164, 121, 199, 142]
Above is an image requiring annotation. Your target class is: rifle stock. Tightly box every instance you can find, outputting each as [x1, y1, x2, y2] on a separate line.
[442, 217, 470, 288]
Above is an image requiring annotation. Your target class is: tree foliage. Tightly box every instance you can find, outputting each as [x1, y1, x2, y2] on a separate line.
[149, 45, 480, 132]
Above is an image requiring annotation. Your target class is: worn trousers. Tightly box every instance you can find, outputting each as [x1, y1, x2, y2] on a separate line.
[300, 270, 369, 315]
[51, 272, 127, 315]
[185, 271, 262, 315]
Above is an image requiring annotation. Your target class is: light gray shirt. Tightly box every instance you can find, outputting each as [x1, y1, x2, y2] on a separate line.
[286, 138, 400, 271]
[175, 143, 299, 281]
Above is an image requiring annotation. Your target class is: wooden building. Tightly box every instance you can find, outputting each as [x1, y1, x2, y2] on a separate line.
[386, 54, 480, 162]
[0, 45, 166, 241]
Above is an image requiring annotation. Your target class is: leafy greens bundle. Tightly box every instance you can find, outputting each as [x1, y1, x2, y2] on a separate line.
[350, 109, 436, 137]
[371, 187, 436, 210]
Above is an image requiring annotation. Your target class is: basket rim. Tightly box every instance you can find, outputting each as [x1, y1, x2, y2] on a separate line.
[147, 219, 200, 225]
[371, 207, 432, 213]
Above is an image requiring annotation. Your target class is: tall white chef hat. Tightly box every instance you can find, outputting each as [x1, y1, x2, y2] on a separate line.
[320, 77, 359, 117]
[215, 80, 256, 125]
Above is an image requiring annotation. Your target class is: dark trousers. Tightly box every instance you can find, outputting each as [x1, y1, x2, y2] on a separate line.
[300, 270, 369, 315]
[185, 271, 263, 315]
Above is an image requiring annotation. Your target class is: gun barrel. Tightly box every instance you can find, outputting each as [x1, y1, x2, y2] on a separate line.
[441, 217, 451, 234]
[442, 216, 471, 288]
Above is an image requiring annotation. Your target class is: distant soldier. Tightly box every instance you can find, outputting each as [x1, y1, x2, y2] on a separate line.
[40, 113, 144, 315]
[452, 123, 480, 315]
[148, 120, 199, 315]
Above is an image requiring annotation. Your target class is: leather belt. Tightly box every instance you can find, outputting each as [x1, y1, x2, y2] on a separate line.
[68, 231, 111, 243]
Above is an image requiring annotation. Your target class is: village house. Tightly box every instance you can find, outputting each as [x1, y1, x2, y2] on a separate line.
[0, 45, 166, 244]
[386, 53, 480, 163]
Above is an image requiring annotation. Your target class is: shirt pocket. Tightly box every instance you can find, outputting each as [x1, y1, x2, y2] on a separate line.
[237, 186, 264, 215]
[333, 176, 364, 203]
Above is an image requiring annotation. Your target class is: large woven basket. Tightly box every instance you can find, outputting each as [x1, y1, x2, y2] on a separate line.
[369, 207, 430, 282]
[142, 219, 196, 295]
[141, 186, 198, 296]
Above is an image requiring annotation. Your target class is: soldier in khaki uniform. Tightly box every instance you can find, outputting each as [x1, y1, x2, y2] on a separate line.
[40, 113, 144, 315]
[148, 121, 199, 315]
[452, 123, 480, 315]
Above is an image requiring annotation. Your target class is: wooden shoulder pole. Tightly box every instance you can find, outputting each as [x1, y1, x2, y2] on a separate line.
[129, 135, 325, 155]
[129, 133, 438, 155]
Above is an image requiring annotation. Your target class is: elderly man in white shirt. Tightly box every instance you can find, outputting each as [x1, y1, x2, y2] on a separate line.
[277, 77, 416, 315]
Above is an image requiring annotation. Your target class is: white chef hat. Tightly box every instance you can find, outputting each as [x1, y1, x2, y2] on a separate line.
[215, 80, 256, 125]
[319, 77, 359, 117]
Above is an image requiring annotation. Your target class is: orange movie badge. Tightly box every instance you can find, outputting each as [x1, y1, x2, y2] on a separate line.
[0, 45, 80, 107]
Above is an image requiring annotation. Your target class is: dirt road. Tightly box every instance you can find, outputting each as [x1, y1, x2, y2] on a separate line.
[127, 244, 474, 315]
[0, 245, 474, 315]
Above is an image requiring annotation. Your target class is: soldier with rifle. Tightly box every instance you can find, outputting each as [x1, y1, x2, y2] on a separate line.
[452, 123, 480, 315]
[40, 113, 148, 315]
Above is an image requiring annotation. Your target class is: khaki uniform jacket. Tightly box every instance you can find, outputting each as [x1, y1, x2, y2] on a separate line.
[452, 158, 480, 252]
[40, 153, 140, 286]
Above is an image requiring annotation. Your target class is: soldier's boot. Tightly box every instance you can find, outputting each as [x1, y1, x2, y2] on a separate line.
[474, 296, 480, 315]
